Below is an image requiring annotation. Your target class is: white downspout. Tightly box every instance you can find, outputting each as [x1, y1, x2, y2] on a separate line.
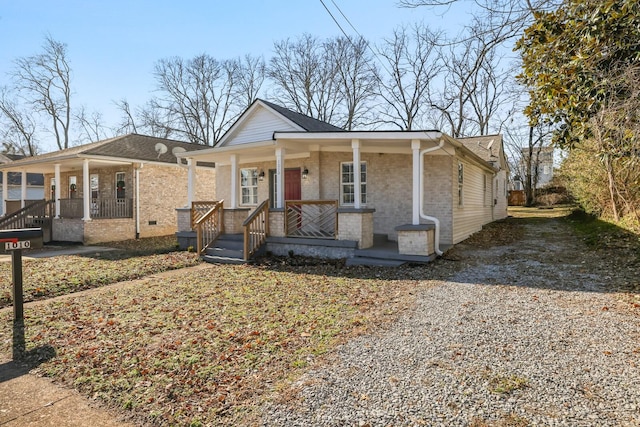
[136, 163, 142, 239]
[419, 139, 446, 256]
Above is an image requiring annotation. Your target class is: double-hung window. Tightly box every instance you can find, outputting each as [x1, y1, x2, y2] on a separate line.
[240, 168, 258, 205]
[340, 162, 367, 205]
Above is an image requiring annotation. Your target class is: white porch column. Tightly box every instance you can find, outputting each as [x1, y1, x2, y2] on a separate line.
[20, 170, 27, 208]
[54, 163, 61, 218]
[412, 139, 421, 225]
[1, 170, 7, 216]
[187, 158, 196, 207]
[230, 154, 238, 208]
[82, 159, 91, 221]
[352, 139, 361, 209]
[276, 147, 285, 209]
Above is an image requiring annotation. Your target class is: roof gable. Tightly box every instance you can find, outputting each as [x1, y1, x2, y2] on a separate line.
[217, 99, 344, 147]
[458, 134, 508, 170]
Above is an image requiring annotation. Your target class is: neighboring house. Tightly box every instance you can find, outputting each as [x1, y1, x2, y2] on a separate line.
[513, 146, 554, 190]
[0, 153, 45, 216]
[175, 99, 509, 264]
[0, 134, 215, 244]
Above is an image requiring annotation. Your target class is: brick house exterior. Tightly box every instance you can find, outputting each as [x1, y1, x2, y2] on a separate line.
[177, 99, 509, 258]
[0, 134, 215, 244]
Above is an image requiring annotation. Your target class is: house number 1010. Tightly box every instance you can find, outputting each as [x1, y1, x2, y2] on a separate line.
[5, 241, 31, 250]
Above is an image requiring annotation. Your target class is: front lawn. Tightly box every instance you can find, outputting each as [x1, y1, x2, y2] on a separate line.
[0, 252, 201, 308]
[0, 263, 423, 426]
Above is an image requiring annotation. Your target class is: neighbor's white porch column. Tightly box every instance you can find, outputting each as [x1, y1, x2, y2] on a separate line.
[230, 154, 238, 208]
[20, 170, 27, 208]
[82, 159, 91, 221]
[54, 163, 61, 218]
[412, 139, 421, 225]
[187, 158, 196, 207]
[1, 170, 7, 216]
[276, 147, 285, 209]
[352, 139, 361, 209]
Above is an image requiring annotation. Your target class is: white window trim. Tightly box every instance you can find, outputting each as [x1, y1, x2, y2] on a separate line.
[457, 162, 464, 207]
[240, 167, 259, 206]
[340, 161, 367, 206]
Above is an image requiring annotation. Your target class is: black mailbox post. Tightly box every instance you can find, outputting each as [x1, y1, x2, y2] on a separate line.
[1, 228, 43, 321]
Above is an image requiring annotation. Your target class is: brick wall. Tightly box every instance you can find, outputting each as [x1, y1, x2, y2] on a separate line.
[84, 218, 136, 244]
[337, 211, 374, 248]
[138, 164, 215, 238]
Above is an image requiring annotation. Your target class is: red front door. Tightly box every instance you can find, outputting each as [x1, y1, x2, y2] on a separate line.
[284, 169, 301, 200]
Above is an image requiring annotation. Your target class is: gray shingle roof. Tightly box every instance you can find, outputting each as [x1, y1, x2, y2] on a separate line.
[458, 134, 502, 162]
[3, 134, 213, 166]
[259, 99, 345, 132]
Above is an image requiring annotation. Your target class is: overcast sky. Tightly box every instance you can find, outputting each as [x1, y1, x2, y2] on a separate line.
[0, 0, 473, 151]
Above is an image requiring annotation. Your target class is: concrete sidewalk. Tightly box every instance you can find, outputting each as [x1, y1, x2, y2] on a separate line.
[0, 359, 134, 426]
[0, 244, 133, 426]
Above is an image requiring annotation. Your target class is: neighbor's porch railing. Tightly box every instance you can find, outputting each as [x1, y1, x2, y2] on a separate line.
[242, 199, 269, 260]
[59, 198, 133, 219]
[285, 200, 338, 239]
[194, 200, 224, 254]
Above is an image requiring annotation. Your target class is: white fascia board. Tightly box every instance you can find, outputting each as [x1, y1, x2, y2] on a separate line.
[176, 140, 277, 160]
[274, 130, 443, 141]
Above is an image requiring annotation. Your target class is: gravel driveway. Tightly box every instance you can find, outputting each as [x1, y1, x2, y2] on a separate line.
[262, 215, 640, 426]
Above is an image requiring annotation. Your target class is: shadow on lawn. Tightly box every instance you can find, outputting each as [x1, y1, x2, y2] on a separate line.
[0, 320, 56, 383]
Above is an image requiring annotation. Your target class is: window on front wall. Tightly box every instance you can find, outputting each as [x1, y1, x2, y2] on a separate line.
[240, 168, 258, 205]
[458, 163, 464, 206]
[115, 172, 125, 199]
[90, 174, 99, 200]
[340, 161, 367, 205]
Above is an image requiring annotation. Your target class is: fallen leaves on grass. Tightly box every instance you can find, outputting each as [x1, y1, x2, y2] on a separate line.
[0, 252, 200, 308]
[0, 264, 423, 426]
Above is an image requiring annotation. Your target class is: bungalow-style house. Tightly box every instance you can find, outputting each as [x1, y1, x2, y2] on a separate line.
[0, 134, 215, 244]
[175, 99, 509, 265]
[0, 153, 45, 216]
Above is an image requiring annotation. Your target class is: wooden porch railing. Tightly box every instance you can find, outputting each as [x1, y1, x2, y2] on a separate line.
[242, 199, 269, 261]
[59, 198, 133, 219]
[0, 199, 53, 230]
[194, 200, 224, 254]
[191, 201, 220, 229]
[285, 200, 338, 239]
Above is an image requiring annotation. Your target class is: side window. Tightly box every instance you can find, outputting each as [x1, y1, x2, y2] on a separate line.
[457, 163, 464, 206]
[116, 172, 126, 199]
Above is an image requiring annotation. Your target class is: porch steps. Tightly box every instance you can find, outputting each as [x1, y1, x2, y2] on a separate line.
[202, 234, 246, 265]
[346, 256, 406, 267]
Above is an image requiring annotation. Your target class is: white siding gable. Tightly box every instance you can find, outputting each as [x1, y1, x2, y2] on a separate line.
[222, 107, 301, 147]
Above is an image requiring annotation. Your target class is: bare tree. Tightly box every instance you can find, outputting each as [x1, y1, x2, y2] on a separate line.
[76, 106, 109, 143]
[114, 99, 138, 135]
[326, 36, 378, 130]
[268, 34, 344, 124]
[375, 25, 443, 130]
[12, 35, 72, 150]
[235, 54, 266, 109]
[429, 18, 518, 137]
[152, 54, 244, 145]
[0, 87, 39, 156]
